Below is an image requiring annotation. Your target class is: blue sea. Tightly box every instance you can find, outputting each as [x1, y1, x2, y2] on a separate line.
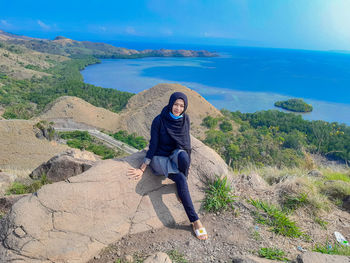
[81, 43, 350, 125]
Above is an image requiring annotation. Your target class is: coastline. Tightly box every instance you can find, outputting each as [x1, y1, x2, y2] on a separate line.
[81, 58, 350, 126]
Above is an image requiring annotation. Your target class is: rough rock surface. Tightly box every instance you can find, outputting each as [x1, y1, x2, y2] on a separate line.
[297, 251, 350, 263]
[29, 149, 98, 182]
[143, 252, 172, 263]
[0, 194, 29, 214]
[232, 256, 277, 263]
[0, 136, 231, 262]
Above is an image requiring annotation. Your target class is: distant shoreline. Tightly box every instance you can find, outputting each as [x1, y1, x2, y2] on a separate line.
[81, 57, 350, 126]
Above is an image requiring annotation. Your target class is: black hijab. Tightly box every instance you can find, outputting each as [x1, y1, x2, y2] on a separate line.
[160, 92, 191, 155]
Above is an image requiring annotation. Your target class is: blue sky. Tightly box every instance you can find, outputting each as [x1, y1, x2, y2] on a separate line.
[1, 0, 350, 50]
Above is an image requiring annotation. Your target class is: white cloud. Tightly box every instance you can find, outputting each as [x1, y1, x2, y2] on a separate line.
[99, 26, 107, 32]
[37, 20, 51, 30]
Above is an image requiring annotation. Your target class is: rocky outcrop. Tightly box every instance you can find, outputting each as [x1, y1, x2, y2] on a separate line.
[0, 136, 232, 262]
[297, 251, 350, 263]
[29, 149, 98, 182]
[0, 194, 29, 215]
[144, 252, 172, 263]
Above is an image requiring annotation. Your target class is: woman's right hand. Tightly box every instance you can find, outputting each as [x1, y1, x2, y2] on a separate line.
[127, 168, 144, 180]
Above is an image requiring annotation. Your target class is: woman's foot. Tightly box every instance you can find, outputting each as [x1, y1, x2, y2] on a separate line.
[192, 220, 208, 240]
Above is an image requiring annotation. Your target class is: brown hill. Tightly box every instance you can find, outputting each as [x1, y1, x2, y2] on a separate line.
[39, 83, 223, 139]
[0, 120, 68, 173]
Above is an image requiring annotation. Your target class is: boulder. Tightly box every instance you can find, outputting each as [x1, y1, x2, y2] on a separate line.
[0, 194, 29, 214]
[144, 252, 172, 263]
[0, 137, 231, 262]
[343, 195, 350, 212]
[29, 149, 98, 182]
[297, 251, 350, 263]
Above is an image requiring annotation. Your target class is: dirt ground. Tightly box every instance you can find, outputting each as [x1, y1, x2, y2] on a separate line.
[88, 198, 350, 263]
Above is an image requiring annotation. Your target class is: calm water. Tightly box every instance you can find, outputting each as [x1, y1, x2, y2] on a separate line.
[81, 44, 350, 125]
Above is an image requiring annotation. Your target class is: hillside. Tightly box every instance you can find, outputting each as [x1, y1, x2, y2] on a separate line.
[0, 30, 217, 59]
[39, 83, 225, 139]
[0, 41, 67, 79]
[0, 119, 68, 173]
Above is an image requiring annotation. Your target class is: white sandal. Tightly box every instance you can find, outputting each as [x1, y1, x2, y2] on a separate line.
[193, 226, 208, 240]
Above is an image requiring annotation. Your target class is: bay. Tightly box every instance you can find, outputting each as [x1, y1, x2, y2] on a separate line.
[81, 45, 350, 125]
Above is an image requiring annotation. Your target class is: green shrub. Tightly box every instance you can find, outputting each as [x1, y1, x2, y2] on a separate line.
[60, 131, 118, 159]
[281, 193, 309, 212]
[203, 176, 236, 212]
[202, 116, 218, 129]
[6, 175, 51, 195]
[313, 242, 350, 256]
[219, 120, 233, 132]
[111, 130, 147, 150]
[324, 172, 350, 183]
[167, 250, 188, 263]
[258, 247, 289, 261]
[249, 199, 305, 238]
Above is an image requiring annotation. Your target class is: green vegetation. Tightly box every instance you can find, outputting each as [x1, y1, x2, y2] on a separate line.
[275, 98, 313, 113]
[202, 116, 218, 129]
[313, 242, 350, 256]
[324, 171, 350, 182]
[6, 175, 51, 195]
[167, 250, 188, 263]
[0, 54, 133, 119]
[281, 193, 309, 212]
[249, 199, 305, 238]
[202, 110, 350, 170]
[203, 176, 236, 212]
[59, 131, 123, 159]
[258, 247, 289, 261]
[110, 130, 147, 150]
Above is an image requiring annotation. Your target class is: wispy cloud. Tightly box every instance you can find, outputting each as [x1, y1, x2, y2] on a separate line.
[37, 20, 51, 30]
[0, 20, 12, 29]
[125, 26, 136, 35]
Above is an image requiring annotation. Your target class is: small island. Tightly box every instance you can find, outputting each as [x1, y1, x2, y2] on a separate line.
[274, 98, 313, 113]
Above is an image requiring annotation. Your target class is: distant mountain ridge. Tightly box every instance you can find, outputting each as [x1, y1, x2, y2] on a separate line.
[0, 30, 217, 58]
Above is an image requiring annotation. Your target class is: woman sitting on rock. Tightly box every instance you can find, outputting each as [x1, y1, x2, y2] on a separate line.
[127, 92, 208, 240]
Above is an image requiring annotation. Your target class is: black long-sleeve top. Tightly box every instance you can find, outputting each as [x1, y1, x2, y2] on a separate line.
[144, 115, 178, 164]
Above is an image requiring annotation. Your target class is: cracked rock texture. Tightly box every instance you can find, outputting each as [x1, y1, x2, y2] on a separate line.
[0, 136, 231, 262]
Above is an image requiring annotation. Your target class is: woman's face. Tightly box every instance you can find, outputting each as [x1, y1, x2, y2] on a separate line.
[172, 99, 185, 116]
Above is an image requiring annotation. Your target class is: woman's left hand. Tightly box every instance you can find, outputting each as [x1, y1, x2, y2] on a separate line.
[127, 168, 144, 180]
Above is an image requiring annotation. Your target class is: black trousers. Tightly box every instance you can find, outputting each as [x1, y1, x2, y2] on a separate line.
[168, 151, 199, 223]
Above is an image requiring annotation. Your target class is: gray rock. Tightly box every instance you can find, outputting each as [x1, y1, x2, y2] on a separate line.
[308, 170, 323, 177]
[0, 137, 231, 262]
[232, 255, 276, 262]
[124, 254, 134, 263]
[342, 195, 350, 211]
[29, 149, 97, 182]
[144, 252, 172, 263]
[297, 251, 350, 263]
[0, 194, 29, 214]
